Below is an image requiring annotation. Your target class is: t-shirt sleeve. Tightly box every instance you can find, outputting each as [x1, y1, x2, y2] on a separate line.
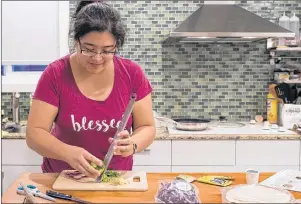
[130, 61, 153, 101]
[33, 64, 60, 107]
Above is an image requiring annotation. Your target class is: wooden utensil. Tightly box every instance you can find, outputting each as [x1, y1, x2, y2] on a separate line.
[52, 170, 148, 191]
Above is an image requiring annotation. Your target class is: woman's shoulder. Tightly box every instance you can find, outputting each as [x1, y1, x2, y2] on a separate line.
[114, 55, 143, 74]
[44, 54, 71, 77]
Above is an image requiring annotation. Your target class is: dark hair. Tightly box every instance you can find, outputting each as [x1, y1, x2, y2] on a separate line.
[70, 1, 127, 48]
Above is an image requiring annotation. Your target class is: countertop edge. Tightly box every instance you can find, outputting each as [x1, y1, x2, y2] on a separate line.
[2, 133, 300, 140]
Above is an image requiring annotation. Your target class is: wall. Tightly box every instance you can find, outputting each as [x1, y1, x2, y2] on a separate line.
[69, 0, 301, 120]
[1, 0, 301, 121]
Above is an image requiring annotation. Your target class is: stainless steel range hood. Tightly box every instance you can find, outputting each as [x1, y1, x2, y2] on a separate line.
[162, 2, 295, 44]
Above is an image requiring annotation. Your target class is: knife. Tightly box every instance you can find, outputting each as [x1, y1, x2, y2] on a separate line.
[46, 190, 91, 203]
[96, 93, 137, 183]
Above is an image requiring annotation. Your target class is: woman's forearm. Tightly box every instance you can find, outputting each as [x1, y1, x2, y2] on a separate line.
[131, 125, 156, 153]
[26, 127, 70, 161]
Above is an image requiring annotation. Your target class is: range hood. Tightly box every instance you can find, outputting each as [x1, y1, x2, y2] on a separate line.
[163, 2, 295, 44]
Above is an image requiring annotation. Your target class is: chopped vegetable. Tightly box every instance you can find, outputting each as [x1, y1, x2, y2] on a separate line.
[90, 162, 104, 173]
[101, 170, 120, 182]
[90, 162, 128, 185]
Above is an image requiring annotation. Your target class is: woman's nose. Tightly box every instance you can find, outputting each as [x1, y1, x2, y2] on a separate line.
[93, 53, 103, 61]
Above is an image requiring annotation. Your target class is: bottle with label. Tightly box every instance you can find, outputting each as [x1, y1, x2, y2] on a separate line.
[289, 12, 300, 46]
[267, 89, 278, 124]
[278, 12, 290, 46]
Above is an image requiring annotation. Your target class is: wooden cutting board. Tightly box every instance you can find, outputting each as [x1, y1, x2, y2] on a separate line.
[52, 170, 148, 191]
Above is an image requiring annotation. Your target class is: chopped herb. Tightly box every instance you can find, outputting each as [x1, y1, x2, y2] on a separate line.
[90, 162, 123, 184]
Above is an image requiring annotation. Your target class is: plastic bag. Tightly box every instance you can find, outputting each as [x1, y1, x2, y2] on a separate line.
[155, 179, 201, 203]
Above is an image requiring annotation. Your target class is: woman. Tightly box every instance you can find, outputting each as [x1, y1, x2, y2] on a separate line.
[26, 1, 155, 178]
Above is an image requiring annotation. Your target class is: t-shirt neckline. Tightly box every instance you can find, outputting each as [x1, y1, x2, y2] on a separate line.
[66, 54, 118, 104]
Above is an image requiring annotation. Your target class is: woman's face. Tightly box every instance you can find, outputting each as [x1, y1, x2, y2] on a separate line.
[76, 31, 117, 74]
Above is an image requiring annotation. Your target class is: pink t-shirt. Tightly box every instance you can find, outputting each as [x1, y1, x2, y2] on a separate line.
[33, 54, 153, 173]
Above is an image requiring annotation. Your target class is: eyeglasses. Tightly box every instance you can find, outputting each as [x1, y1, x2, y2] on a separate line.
[78, 40, 116, 58]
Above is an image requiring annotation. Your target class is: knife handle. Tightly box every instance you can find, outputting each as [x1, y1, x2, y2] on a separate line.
[46, 190, 72, 200]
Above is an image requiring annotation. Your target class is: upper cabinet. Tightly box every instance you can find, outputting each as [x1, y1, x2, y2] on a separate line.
[2, 1, 59, 64]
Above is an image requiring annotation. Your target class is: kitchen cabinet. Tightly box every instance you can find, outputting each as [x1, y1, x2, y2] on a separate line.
[171, 165, 300, 173]
[133, 140, 171, 173]
[133, 140, 172, 173]
[2, 140, 42, 165]
[234, 165, 300, 172]
[2, 166, 42, 194]
[2, 138, 301, 194]
[2, 1, 59, 63]
[172, 140, 235, 166]
[133, 166, 171, 172]
[2, 140, 43, 194]
[172, 166, 237, 173]
[236, 140, 300, 166]
[133, 140, 171, 166]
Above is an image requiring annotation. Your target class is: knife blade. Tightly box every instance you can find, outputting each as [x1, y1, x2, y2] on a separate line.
[46, 190, 91, 204]
[96, 93, 137, 183]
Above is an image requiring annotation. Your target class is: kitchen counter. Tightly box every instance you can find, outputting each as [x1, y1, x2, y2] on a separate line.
[162, 124, 301, 140]
[2, 132, 26, 139]
[2, 172, 301, 203]
[3, 124, 300, 140]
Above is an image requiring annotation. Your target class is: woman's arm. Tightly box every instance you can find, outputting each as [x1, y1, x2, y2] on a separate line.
[26, 99, 102, 177]
[130, 93, 156, 153]
[26, 99, 69, 160]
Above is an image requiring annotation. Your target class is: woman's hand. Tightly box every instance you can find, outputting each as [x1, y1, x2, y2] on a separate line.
[64, 145, 103, 178]
[108, 130, 134, 157]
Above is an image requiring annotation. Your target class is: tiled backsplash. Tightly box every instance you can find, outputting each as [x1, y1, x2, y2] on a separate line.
[161, 41, 273, 119]
[2, 92, 31, 121]
[2, 0, 301, 121]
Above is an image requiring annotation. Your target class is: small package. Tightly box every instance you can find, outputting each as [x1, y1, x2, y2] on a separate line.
[176, 174, 196, 183]
[197, 175, 233, 187]
[155, 179, 201, 203]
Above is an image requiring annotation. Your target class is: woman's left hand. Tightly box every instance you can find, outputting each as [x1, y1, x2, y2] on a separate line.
[108, 130, 134, 157]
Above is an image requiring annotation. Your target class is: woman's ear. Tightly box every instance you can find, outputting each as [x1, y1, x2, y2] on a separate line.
[74, 40, 80, 52]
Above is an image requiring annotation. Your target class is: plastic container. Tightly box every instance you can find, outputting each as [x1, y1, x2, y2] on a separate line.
[289, 12, 300, 45]
[278, 12, 290, 46]
[155, 179, 201, 203]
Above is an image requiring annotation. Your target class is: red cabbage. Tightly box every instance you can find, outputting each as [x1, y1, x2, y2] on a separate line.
[155, 179, 201, 203]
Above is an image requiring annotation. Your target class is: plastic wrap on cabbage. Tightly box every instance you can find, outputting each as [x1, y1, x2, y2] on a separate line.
[155, 179, 201, 203]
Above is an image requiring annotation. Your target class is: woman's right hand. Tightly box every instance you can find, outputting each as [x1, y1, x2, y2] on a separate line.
[64, 145, 103, 178]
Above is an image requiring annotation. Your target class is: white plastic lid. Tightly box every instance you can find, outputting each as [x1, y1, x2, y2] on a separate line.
[279, 11, 289, 20]
[290, 12, 299, 22]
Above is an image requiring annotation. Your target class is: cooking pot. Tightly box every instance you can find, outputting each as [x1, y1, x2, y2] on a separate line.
[154, 116, 210, 131]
